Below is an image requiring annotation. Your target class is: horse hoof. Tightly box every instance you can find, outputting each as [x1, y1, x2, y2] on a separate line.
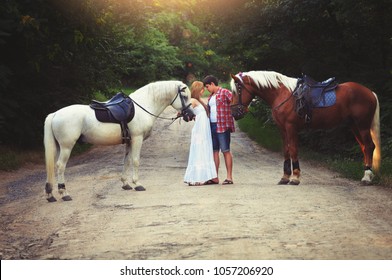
[122, 184, 133, 190]
[62, 195, 72, 201]
[135, 186, 146, 191]
[289, 180, 300, 185]
[278, 178, 290, 185]
[360, 180, 372, 186]
[47, 196, 57, 203]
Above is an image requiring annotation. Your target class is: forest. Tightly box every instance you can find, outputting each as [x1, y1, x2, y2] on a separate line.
[1, 0, 391, 161]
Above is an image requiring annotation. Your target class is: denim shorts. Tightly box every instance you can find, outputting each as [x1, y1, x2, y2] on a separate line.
[210, 123, 231, 153]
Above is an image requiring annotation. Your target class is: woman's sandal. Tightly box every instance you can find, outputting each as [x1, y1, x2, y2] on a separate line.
[222, 179, 233, 185]
[204, 179, 219, 185]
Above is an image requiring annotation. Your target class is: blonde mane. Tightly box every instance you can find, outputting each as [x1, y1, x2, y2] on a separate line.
[232, 71, 298, 92]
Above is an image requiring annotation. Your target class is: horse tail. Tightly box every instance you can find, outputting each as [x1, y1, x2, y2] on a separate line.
[371, 92, 381, 173]
[44, 113, 57, 185]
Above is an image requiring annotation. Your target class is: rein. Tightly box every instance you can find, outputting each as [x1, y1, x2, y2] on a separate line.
[130, 86, 191, 122]
[131, 99, 179, 121]
[274, 79, 300, 110]
[273, 79, 300, 111]
[273, 92, 293, 111]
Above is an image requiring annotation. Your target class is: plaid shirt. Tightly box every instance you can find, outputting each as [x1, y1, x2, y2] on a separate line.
[208, 87, 235, 133]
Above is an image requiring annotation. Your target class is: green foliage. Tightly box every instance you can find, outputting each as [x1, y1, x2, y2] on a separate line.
[0, 148, 20, 171]
[0, 0, 238, 148]
[0, 145, 44, 171]
[127, 27, 182, 85]
[0, 0, 133, 147]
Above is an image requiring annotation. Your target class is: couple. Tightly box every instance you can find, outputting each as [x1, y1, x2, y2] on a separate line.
[184, 75, 235, 186]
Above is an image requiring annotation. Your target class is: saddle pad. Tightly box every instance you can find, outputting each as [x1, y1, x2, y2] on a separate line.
[312, 89, 336, 108]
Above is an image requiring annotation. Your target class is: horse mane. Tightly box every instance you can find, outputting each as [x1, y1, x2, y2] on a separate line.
[232, 71, 298, 92]
[132, 80, 186, 101]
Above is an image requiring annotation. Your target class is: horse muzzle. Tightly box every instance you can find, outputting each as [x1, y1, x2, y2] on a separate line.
[181, 106, 195, 122]
[231, 104, 248, 120]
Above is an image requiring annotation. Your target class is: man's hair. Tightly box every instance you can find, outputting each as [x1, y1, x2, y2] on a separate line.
[203, 75, 219, 86]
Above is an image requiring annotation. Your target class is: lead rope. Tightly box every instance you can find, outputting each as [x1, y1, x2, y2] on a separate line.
[131, 98, 180, 121]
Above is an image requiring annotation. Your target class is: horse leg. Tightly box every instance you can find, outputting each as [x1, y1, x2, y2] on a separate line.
[278, 131, 291, 184]
[56, 146, 73, 201]
[131, 136, 145, 191]
[290, 160, 301, 185]
[362, 131, 376, 185]
[278, 159, 291, 185]
[45, 183, 56, 202]
[120, 136, 145, 191]
[121, 142, 133, 190]
[287, 127, 301, 185]
[352, 126, 375, 185]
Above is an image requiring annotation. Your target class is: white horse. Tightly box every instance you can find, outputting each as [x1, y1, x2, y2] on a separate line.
[44, 80, 194, 202]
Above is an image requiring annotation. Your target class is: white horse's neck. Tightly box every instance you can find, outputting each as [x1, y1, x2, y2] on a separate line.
[131, 81, 180, 116]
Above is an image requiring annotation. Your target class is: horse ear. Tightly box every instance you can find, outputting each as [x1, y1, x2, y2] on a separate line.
[231, 73, 241, 83]
[178, 85, 187, 93]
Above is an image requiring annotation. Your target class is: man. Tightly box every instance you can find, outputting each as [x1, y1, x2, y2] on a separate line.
[203, 75, 235, 185]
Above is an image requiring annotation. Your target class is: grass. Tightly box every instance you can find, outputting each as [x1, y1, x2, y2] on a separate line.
[0, 146, 44, 171]
[237, 113, 392, 187]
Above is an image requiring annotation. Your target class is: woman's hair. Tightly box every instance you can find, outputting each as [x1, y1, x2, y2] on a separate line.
[191, 81, 204, 99]
[191, 81, 209, 114]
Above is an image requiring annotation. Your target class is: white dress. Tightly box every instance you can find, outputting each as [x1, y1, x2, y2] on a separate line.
[184, 104, 217, 184]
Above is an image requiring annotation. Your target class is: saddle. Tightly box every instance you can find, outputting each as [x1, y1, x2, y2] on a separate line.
[293, 74, 338, 123]
[90, 92, 135, 144]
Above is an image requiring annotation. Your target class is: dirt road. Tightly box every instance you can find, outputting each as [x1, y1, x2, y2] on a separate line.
[1, 107, 392, 260]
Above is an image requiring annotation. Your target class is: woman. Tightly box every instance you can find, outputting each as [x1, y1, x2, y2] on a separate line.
[184, 81, 218, 186]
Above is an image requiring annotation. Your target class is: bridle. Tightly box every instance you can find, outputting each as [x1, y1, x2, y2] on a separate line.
[131, 85, 193, 122]
[172, 85, 194, 122]
[231, 73, 251, 120]
[170, 85, 193, 119]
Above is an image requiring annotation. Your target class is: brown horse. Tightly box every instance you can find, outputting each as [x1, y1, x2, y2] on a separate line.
[230, 71, 381, 185]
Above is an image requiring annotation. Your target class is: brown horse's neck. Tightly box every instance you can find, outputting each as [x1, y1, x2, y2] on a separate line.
[253, 86, 291, 108]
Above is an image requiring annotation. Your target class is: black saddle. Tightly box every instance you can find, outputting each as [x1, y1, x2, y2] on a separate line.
[293, 74, 338, 123]
[90, 92, 135, 144]
[302, 75, 337, 90]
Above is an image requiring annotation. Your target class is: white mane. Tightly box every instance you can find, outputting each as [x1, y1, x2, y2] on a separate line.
[132, 80, 187, 102]
[232, 71, 298, 92]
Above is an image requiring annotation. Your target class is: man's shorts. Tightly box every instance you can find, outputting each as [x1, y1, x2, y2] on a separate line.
[210, 123, 231, 153]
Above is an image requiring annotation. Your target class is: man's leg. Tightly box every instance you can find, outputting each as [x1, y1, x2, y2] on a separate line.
[213, 151, 220, 181]
[219, 130, 233, 182]
[223, 151, 233, 181]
